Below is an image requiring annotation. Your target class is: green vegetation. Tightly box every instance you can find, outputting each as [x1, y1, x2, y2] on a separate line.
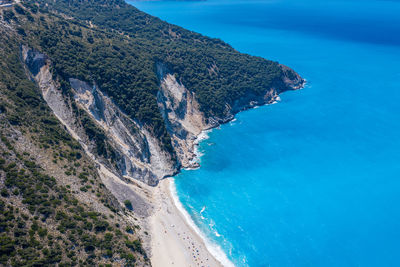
[124, 200, 133, 211]
[32, 0, 287, 117]
[38, 0, 288, 119]
[0, 10, 147, 265]
[17, 0, 291, 152]
[0, 0, 299, 265]
[1, 0, 297, 158]
[0, 130, 147, 265]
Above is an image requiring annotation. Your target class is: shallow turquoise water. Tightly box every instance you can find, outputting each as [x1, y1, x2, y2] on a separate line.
[129, 0, 400, 266]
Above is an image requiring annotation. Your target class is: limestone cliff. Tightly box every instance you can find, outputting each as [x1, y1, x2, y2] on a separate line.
[22, 46, 303, 186]
[0, 1, 306, 264]
[156, 62, 304, 169]
[20, 43, 304, 264]
[22, 46, 176, 191]
[157, 72, 207, 168]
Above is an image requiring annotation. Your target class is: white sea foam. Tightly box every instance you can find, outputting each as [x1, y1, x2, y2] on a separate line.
[300, 78, 308, 89]
[169, 179, 235, 267]
[229, 118, 237, 125]
[200, 206, 206, 219]
[190, 129, 211, 164]
[194, 129, 211, 145]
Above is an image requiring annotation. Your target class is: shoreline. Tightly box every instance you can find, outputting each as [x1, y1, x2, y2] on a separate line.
[148, 96, 283, 267]
[187, 83, 306, 167]
[149, 82, 306, 266]
[149, 178, 232, 267]
[168, 179, 235, 267]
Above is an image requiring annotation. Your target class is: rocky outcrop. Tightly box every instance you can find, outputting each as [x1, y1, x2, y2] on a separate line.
[157, 73, 208, 168]
[226, 64, 304, 118]
[69, 78, 176, 185]
[21, 46, 176, 190]
[156, 62, 304, 169]
[22, 46, 304, 186]
[22, 46, 86, 142]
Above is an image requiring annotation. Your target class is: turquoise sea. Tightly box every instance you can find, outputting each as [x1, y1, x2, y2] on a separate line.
[128, 0, 400, 266]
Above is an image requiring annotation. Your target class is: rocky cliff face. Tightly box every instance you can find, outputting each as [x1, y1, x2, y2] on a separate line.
[22, 46, 176, 189]
[22, 46, 303, 186]
[19, 44, 303, 259]
[156, 62, 304, 169]
[69, 78, 176, 184]
[224, 64, 304, 119]
[157, 71, 208, 168]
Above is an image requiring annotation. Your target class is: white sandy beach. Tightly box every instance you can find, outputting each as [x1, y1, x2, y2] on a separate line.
[149, 178, 226, 267]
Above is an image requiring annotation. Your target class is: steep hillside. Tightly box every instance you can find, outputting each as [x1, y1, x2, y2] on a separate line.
[0, 0, 304, 181]
[0, 0, 303, 265]
[33, 0, 303, 122]
[0, 23, 149, 265]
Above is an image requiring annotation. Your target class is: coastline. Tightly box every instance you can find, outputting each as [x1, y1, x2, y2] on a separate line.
[149, 82, 307, 266]
[186, 83, 306, 168]
[149, 178, 233, 267]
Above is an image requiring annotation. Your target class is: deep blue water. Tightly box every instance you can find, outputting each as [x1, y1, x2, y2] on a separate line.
[128, 0, 400, 266]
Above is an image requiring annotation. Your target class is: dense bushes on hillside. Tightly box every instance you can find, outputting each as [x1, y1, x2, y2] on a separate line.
[0, 31, 147, 266]
[0, 0, 299, 265]
[0, 139, 145, 266]
[1, 0, 291, 158]
[30, 0, 285, 120]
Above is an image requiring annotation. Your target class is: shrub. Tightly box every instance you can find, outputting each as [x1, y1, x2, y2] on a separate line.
[0, 188, 9, 197]
[124, 200, 133, 211]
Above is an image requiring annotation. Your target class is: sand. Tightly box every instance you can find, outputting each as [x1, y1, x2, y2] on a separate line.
[149, 178, 224, 267]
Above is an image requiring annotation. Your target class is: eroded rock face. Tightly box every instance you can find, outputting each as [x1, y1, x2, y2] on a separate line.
[70, 78, 176, 185]
[21, 45, 86, 143]
[156, 62, 304, 169]
[21, 45, 176, 187]
[22, 46, 304, 185]
[229, 64, 304, 116]
[280, 64, 305, 90]
[157, 73, 208, 168]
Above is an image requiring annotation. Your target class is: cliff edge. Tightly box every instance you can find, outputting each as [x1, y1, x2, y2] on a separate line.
[157, 62, 304, 169]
